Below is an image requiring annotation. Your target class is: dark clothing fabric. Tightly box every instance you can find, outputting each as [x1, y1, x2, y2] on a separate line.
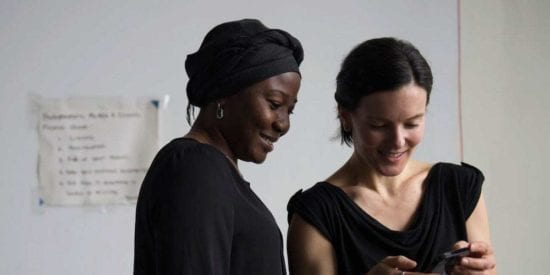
[287, 162, 484, 275]
[135, 138, 286, 275]
[185, 18, 304, 107]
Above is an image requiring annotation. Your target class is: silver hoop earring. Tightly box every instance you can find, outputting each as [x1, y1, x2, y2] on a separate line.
[216, 103, 224, 119]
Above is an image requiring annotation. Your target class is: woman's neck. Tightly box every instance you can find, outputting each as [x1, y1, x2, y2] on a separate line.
[329, 154, 419, 196]
[184, 122, 239, 169]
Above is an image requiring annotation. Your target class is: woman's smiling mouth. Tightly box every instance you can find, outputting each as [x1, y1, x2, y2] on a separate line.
[260, 133, 278, 151]
[379, 150, 406, 161]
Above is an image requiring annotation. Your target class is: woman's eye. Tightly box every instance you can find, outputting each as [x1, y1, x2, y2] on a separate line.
[269, 101, 281, 110]
[405, 123, 419, 129]
[369, 124, 386, 129]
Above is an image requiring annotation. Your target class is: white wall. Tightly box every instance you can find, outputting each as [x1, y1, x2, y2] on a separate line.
[0, 1, 460, 274]
[460, 0, 550, 274]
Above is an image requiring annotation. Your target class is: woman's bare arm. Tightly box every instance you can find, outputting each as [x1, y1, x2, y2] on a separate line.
[454, 194, 497, 274]
[287, 214, 338, 275]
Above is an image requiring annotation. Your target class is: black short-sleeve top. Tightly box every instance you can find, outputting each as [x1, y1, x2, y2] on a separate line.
[287, 162, 484, 274]
[135, 138, 286, 275]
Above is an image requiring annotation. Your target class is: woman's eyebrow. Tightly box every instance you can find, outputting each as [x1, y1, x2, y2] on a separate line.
[267, 89, 298, 104]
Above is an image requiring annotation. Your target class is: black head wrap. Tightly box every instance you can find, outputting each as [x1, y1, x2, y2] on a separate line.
[185, 18, 304, 108]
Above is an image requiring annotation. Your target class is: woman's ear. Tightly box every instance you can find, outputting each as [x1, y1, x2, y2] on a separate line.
[216, 98, 227, 106]
[338, 106, 352, 133]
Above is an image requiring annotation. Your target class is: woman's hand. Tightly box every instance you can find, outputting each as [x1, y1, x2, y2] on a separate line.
[366, 256, 437, 275]
[449, 240, 496, 274]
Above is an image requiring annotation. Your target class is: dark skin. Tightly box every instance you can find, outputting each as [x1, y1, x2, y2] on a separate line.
[185, 71, 301, 169]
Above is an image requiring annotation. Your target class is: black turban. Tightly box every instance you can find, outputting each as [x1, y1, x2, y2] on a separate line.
[185, 18, 304, 108]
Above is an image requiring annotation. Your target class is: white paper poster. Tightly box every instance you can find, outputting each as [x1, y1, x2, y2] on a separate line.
[36, 97, 159, 206]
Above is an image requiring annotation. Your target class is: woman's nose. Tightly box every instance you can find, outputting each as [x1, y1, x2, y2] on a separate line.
[388, 126, 406, 147]
[273, 113, 290, 136]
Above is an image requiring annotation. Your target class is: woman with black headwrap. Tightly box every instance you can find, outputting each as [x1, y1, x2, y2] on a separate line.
[134, 19, 303, 275]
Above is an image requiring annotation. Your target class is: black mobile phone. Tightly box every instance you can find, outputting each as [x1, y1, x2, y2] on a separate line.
[429, 247, 470, 274]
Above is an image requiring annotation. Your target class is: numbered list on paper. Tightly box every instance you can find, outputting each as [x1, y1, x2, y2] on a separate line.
[37, 98, 159, 206]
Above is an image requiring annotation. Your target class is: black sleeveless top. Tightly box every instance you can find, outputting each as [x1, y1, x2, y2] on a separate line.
[287, 162, 483, 274]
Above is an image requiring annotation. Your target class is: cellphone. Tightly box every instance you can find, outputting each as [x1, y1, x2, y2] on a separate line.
[429, 247, 470, 274]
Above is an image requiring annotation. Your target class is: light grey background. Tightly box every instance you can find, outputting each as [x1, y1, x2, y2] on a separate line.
[1, 1, 463, 274]
[461, 1, 550, 274]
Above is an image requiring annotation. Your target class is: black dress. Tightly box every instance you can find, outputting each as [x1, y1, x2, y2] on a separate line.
[135, 138, 286, 275]
[287, 162, 483, 274]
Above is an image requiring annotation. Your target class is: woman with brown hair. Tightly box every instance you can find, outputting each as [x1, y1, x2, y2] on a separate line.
[287, 37, 495, 275]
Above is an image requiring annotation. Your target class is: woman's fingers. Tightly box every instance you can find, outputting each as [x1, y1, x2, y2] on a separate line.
[452, 240, 470, 250]
[450, 240, 496, 273]
[381, 255, 418, 270]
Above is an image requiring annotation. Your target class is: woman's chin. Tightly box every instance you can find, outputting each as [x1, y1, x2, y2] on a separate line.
[376, 162, 408, 177]
[247, 151, 268, 164]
